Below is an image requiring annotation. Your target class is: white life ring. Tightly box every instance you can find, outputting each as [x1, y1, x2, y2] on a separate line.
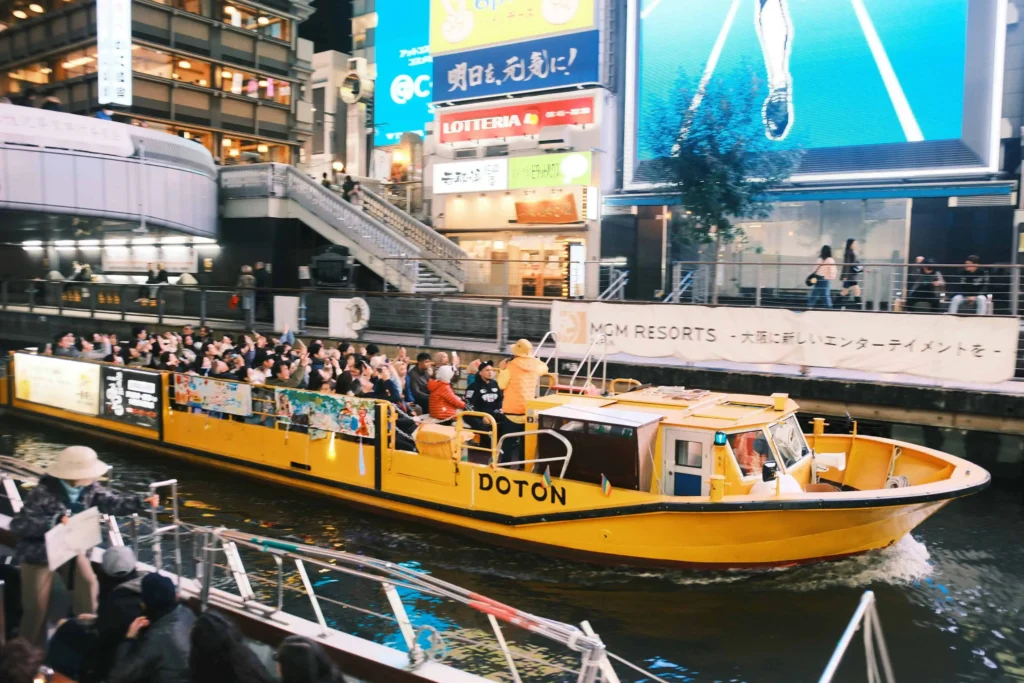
[348, 297, 370, 331]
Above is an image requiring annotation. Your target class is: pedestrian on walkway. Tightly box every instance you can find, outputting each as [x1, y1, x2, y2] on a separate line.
[839, 238, 863, 309]
[10, 446, 157, 646]
[807, 245, 837, 309]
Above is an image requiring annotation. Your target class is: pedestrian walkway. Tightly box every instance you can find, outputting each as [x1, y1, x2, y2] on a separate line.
[2, 302, 1021, 397]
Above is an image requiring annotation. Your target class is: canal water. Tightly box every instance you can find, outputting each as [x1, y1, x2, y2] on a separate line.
[2, 418, 1022, 682]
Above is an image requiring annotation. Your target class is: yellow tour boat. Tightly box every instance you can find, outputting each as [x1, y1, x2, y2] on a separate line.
[1, 353, 990, 568]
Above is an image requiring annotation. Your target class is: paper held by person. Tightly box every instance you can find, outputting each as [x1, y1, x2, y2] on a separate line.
[44, 507, 102, 571]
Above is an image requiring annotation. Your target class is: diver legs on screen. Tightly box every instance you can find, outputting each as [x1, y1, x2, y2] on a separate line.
[755, 0, 794, 140]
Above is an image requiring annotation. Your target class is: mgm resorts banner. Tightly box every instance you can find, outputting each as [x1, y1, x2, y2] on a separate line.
[551, 302, 1020, 384]
[101, 367, 161, 430]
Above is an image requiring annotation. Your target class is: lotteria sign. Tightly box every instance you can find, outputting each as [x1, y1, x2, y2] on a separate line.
[438, 96, 595, 144]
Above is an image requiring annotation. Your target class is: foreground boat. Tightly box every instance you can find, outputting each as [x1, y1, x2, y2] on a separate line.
[0, 459, 647, 683]
[0, 351, 990, 568]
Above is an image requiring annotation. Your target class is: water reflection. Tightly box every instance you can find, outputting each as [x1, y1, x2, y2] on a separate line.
[3, 420, 1022, 682]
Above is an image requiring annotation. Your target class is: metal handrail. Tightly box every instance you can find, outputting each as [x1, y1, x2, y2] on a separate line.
[568, 333, 608, 395]
[359, 185, 468, 284]
[819, 591, 895, 683]
[493, 429, 574, 478]
[598, 269, 629, 301]
[220, 164, 422, 291]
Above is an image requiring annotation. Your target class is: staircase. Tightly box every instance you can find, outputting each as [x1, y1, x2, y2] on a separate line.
[415, 263, 459, 294]
[219, 164, 467, 294]
[359, 185, 466, 291]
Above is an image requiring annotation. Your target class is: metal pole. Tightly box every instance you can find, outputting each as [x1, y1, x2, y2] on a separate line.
[139, 140, 147, 233]
[1012, 264, 1021, 317]
[818, 591, 876, 683]
[120, 284, 127, 320]
[199, 289, 207, 327]
[755, 260, 762, 307]
[498, 298, 510, 352]
[157, 288, 164, 324]
[1, 280, 7, 309]
[298, 290, 307, 334]
[423, 297, 433, 346]
[872, 269, 882, 311]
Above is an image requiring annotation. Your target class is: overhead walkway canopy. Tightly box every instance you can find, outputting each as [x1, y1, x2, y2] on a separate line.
[0, 104, 217, 238]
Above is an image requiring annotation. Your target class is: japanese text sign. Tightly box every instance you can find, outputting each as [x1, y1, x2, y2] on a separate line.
[509, 151, 591, 188]
[429, 0, 595, 55]
[432, 158, 509, 193]
[551, 302, 1020, 384]
[97, 0, 132, 106]
[438, 96, 595, 143]
[101, 366, 161, 431]
[433, 30, 600, 102]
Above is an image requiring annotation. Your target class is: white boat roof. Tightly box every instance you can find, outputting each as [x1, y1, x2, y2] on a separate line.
[538, 404, 663, 428]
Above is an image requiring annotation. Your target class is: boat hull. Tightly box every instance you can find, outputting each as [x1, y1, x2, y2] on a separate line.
[6, 407, 967, 569]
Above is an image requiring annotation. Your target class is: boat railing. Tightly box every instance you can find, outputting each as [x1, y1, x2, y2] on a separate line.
[493, 429, 574, 478]
[195, 526, 638, 682]
[568, 333, 609, 396]
[454, 412, 498, 463]
[819, 590, 895, 683]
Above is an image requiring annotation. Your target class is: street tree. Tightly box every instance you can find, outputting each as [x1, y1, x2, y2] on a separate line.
[643, 68, 802, 299]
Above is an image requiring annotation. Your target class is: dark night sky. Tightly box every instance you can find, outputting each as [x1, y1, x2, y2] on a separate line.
[298, 0, 353, 54]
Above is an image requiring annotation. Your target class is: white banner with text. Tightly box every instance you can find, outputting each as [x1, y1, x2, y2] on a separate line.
[550, 302, 1019, 384]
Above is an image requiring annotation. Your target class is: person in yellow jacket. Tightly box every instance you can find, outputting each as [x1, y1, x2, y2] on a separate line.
[496, 339, 548, 468]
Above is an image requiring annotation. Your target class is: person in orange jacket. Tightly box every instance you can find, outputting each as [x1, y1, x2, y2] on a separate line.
[427, 365, 464, 421]
[496, 339, 548, 469]
[498, 339, 548, 417]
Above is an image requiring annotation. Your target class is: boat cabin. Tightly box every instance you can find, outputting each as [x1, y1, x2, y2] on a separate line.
[527, 388, 813, 498]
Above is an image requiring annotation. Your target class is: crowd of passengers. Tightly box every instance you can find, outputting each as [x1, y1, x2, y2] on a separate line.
[1, 447, 349, 683]
[39, 324, 550, 461]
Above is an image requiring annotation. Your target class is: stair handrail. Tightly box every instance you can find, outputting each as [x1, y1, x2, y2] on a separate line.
[598, 268, 629, 301]
[220, 164, 421, 289]
[359, 185, 467, 284]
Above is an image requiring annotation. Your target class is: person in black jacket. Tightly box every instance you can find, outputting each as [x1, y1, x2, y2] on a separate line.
[906, 258, 944, 312]
[108, 573, 195, 683]
[253, 262, 270, 319]
[464, 361, 503, 457]
[11, 447, 157, 646]
[948, 255, 990, 315]
[839, 238, 863, 309]
[407, 353, 433, 414]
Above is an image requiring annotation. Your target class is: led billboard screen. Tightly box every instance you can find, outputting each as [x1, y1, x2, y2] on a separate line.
[624, 0, 1005, 186]
[374, 0, 434, 147]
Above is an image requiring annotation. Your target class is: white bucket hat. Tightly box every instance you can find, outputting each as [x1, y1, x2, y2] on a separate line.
[47, 446, 111, 481]
[435, 365, 455, 384]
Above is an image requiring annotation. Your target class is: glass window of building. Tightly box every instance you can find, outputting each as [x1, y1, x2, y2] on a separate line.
[218, 67, 290, 105]
[147, 0, 210, 17]
[173, 57, 211, 87]
[2, 0, 67, 29]
[132, 47, 211, 87]
[55, 46, 98, 80]
[220, 135, 290, 164]
[222, 4, 290, 41]
[132, 46, 173, 79]
[5, 61, 50, 94]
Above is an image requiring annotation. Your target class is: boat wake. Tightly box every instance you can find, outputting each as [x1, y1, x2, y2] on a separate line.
[758, 535, 934, 592]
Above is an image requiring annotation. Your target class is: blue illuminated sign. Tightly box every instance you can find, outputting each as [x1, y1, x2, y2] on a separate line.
[629, 0, 1003, 183]
[374, 0, 434, 148]
[432, 30, 601, 103]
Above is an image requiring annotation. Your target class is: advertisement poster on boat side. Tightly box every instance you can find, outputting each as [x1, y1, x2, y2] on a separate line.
[551, 301, 1019, 383]
[172, 374, 252, 417]
[14, 353, 101, 416]
[101, 366, 161, 430]
[273, 390, 376, 439]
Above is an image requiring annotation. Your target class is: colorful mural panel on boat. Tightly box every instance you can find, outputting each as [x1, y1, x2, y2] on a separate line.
[172, 374, 253, 417]
[273, 390, 376, 439]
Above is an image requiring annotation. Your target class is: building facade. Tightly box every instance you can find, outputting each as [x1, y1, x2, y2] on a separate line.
[0, 0, 315, 164]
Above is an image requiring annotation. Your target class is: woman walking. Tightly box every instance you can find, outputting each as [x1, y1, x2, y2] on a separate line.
[839, 238, 863, 309]
[807, 245, 837, 309]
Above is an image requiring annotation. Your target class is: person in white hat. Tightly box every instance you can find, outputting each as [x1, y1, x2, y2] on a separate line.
[10, 446, 158, 646]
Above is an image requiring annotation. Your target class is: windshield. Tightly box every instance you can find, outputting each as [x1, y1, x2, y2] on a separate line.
[769, 415, 810, 467]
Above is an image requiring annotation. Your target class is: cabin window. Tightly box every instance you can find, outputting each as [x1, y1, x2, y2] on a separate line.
[769, 415, 810, 467]
[559, 420, 587, 433]
[674, 441, 703, 468]
[588, 423, 634, 438]
[728, 430, 775, 477]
